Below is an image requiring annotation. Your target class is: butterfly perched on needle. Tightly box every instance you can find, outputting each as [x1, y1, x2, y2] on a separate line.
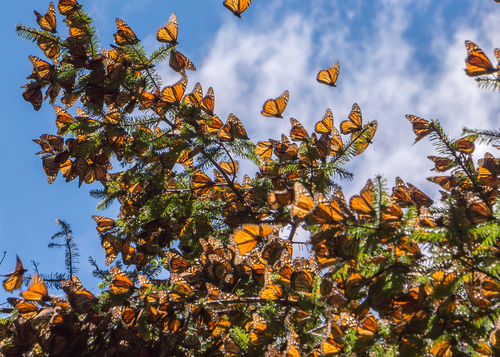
[2, 256, 27, 292]
[261, 90, 289, 118]
[340, 103, 363, 135]
[316, 61, 340, 87]
[464, 40, 499, 77]
[156, 13, 178, 45]
[114, 19, 138, 46]
[223, 0, 253, 18]
[405, 114, 434, 144]
[34, 2, 57, 33]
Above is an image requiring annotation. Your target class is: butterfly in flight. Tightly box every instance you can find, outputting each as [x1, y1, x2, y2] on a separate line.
[2, 256, 27, 292]
[223, 0, 253, 18]
[464, 40, 499, 77]
[261, 90, 289, 118]
[156, 13, 178, 45]
[316, 62, 340, 87]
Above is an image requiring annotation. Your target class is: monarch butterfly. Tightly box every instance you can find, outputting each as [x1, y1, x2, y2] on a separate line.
[479, 152, 500, 175]
[465, 192, 492, 224]
[321, 322, 344, 355]
[249, 314, 271, 347]
[289, 118, 310, 142]
[218, 113, 249, 141]
[33, 133, 64, 154]
[21, 273, 51, 302]
[406, 114, 433, 144]
[161, 77, 188, 104]
[357, 316, 378, 338]
[183, 82, 203, 107]
[170, 256, 192, 275]
[114, 18, 138, 46]
[306, 193, 345, 225]
[76, 152, 110, 186]
[109, 266, 134, 295]
[350, 179, 374, 221]
[112, 306, 141, 327]
[316, 61, 340, 87]
[452, 135, 477, 154]
[381, 201, 403, 223]
[29, 55, 54, 82]
[219, 161, 239, 177]
[61, 275, 96, 313]
[53, 105, 75, 136]
[231, 224, 275, 255]
[62, 43, 89, 68]
[430, 340, 453, 357]
[259, 277, 283, 300]
[34, 2, 57, 33]
[58, 0, 80, 16]
[8, 298, 39, 319]
[100, 233, 122, 265]
[156, 13, 178, 45]
[205, 114, 224, 135]
[169, 50, 196, 75]
[391, 177, 411, 207]
[22, 83, 43, 111]
[407, 182, 433, 209]
[255, 140, 274, 160]
[261, 90, 289, 118]
[315, 108, 335, 134]
[262, 239, 292, 265]
[427, 175, 460, 192]
[191, 171, 214, 197]
[353, 120, 377, 155]
[464, 40, 499, 77]
[291, 269, 314, 293]
[37, 35, 60, 64]
[200, 87, 215, 116]
[91, 215, 115, 233]
[340, 103, 364, 135]
[428, 156, 454, 172]
[291, 182, 314, 220]
[223, 0, 253, 18]
[477, 166, 500, 189]
[268, 187, 294, 210]
[2, 256, 27, 293]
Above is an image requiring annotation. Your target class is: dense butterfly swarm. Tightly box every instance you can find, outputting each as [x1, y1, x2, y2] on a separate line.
[4, 0, 500, 356]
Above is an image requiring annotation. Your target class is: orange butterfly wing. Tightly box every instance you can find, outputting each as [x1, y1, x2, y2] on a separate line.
[34, 2, 57, 33]
[223, 0, 253, 17]
[156, 13, 178, 45]
[316, 62, 340, 87]
[2, 256, 27, 292]
[464, 40, 497, 77]
[21, 273, 50, 301]
[261, 90, 289, 118]
[340, 103, 363, 134]
[114, 18, 138, 46]
[161, 77, 188, 104]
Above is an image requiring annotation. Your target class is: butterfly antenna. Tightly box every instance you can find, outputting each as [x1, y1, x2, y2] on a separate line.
[0, 251, 5, 266]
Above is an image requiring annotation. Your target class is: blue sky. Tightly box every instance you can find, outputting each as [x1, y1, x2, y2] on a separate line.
[1, 0, 500, 302]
